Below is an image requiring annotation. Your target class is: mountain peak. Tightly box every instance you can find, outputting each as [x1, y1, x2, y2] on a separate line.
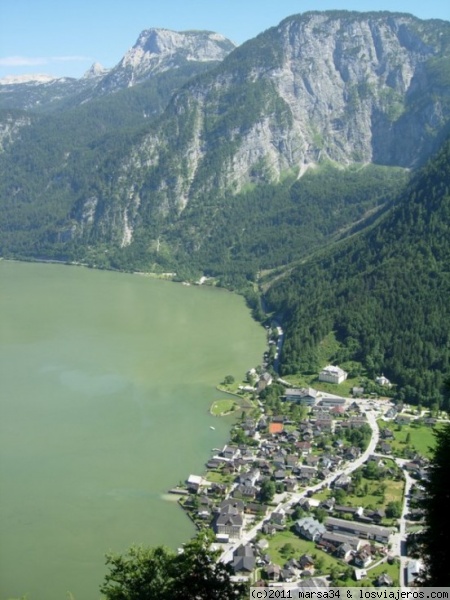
[0, 73, 58, 85]
[98, 28, 235, 90]
[82, 62, 108, 79]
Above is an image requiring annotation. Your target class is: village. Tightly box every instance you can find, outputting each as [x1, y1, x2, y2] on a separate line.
[170, 329, 442, 589]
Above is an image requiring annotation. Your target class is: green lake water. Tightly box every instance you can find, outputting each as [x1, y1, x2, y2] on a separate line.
[0, 261, 266, 600]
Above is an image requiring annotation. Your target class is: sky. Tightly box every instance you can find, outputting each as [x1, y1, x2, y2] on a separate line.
[1, 0, 449, 81]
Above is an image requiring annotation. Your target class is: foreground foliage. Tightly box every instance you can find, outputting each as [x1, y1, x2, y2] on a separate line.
[419, 383, 450, 585]
[100, 532, 247, 600]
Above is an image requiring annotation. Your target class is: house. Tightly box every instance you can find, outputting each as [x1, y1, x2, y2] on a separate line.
[314, 416, 334, 431]
[298, 554, 315, 572]
[384, 407, 397, 419]
[284, 387, 319, 406]
[320, 497, 336, 512]
[273, 453, 287, 468]
[294, 516, 326, 542]
[280, 567, 297, 582]
[333, 473, 352, 490]
[265, 563, 281, 581]
[305, 454, 320, 467]
[219, 499, 244, 513]
[376, 374, 391, 387]
[238, 469, 260, 487]
[245, 503, 268, 517]
[296, 441, 312, 455]
[336, 542, 353, 561]
[379, 442, 392, 454]
[233, 484, 258, 499]
[222, 445, 240, 461]
[344, 446, 361, 461]
[318, 397, 347, 409]
[380, 428, 395, 440]
[298, 466, 317, 478]
[286, 454, 299, 469]
[186, 474, 205, 492]
[297, 497, 314, 512]
[375, 573, 394, 587]
[262, 523, 279, 535]
[287, 431, 300, 443]
[271, 510, 286, 526]
[354, 568, 367, 581]
[365, 509, 385, 524]
[334, 505, 364, 518]
[197, 507, 212, 520]
[353, 548, 373, 568]
[348, 416, 368, 428]
[348, 401, 362, 412]
[319, 365, 348, 384]
[232, 544, 256, 573]
[274, 469, 286, 481]
[285, 478, 297, 492]
[320, 531, 362, 551]
[256, 372, 273, 393]
[406, 560, 422, 586]
[215, 504, 243, 539]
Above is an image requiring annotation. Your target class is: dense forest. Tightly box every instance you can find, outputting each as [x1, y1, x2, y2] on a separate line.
[266, 136, 450, 406]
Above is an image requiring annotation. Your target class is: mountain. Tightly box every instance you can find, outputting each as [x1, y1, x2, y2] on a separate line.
[1, 11, 449, 275]
[0, 28, 236, 259]
[95, 28, 235, 95]
[265, 134, 450, 405]
[0, 11, 450, 270]
[0, 28, 235, 112]
[53, 11, 450, 268]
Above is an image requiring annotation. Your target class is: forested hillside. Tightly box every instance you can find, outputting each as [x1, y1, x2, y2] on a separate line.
[1, 12, 449, 269]
[266, 136, 450, 406]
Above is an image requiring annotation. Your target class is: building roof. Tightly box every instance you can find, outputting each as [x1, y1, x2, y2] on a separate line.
[295, 516, 326, 539]
[269, 422, 284, 434]
[320, 365, 347, 377]
[326, 516, 392, 539]
[285, 387, 318, 398]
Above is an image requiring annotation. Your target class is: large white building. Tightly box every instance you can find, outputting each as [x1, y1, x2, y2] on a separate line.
[319, 365, 348, 384]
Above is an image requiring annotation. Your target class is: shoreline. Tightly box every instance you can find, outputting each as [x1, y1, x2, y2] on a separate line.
[4, 257, 270, 549]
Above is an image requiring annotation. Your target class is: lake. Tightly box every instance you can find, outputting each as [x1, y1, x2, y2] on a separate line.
[0, 261, 266, 600]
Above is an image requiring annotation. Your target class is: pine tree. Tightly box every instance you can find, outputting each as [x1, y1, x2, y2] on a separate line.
[419, 381, 450, 584]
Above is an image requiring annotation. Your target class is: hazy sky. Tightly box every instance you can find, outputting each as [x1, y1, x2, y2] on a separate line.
[1, 0, 449, 80]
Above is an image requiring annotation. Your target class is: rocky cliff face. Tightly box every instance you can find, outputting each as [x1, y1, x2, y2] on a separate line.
[93, 12, 449, 247]
[1, 12, 450, 263]
[93, 29, 236, 94]
[0, 112, 32, 151]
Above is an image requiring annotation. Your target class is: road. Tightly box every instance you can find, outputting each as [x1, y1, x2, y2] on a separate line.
[219, 407, 380, 564]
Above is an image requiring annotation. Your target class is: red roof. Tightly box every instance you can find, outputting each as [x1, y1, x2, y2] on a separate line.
[269, 422, 284, 434]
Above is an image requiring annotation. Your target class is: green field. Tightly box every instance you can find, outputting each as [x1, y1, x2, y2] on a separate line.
[263, 529, 345, 573]
[210, 398, 238, 416]
[309, 462, 404, 525]
[378, 420, 440, 458]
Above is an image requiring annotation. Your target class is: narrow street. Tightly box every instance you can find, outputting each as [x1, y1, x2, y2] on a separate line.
[219, 405, 380, 564]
